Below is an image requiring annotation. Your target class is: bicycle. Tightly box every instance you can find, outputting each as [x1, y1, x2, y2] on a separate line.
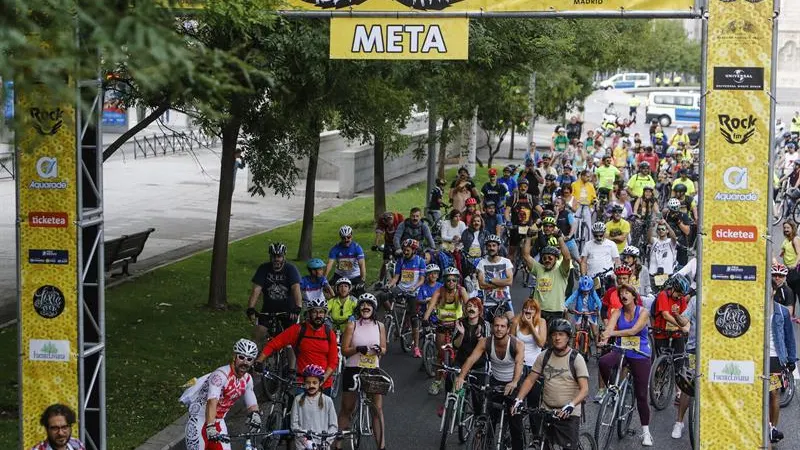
[648, 328, 687, 411]
[372, 245, 396, 290]
[293, 429, 354, 450]
[421, 318, 456, 379]
[330, 329, 345, 399]
[571, 311, 599, 362]
[350, 369, 394, 450]
[216, 429, 292, 448]
[260, 369, 304, 450]
[773, 182, 800, 226]
[256, 311, 294, 398]
[381, 288, 414, 352]
[437, 364, 477, 450]
[594, 343, 648, 450]
[464, 367, 506, 450]
[517, 407, 597, 450]
[774, 365, 796, 408]
[573, 203, 592, 254]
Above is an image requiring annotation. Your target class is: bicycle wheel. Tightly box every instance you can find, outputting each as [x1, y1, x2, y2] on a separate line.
[688, 398, 696, 450]
[773, 199, 787, 226]
[400, 320, 413, 353]
[578, 431, 598, 450]
[383, 314, 395, 345]
[648, 355, 675, 411]
[616, 380, 635, 439]
[458, 392, 475, 443]
[578, 223, 590, 254]
[575, 332, 589, 362]
[440, 398, 455, 450]
[331, 361, 343, 399]
[467, 417, 494, 450]
[261, 352, 281, 399]
[355, 402, 378, 450]
[262, 410, 283, 450]
[792, 202, 800, 226]
[423, 340, 437, 378]
[594, 391, 617, 450]
[780, 369, 795, 408]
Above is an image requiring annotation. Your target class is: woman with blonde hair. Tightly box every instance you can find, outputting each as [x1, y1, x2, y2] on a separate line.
[509, 297, 547, 413]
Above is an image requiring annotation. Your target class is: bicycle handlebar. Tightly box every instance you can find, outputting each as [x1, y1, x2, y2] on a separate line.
[600, 343, 650, 358]
[648, 327, 688, 336]
[293, 429, 353, 440]
[216, 429, 292, 443]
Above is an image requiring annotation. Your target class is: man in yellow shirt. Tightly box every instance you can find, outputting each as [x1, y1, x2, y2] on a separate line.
[626, 161, 656, 199]
[605, 205, 630, 253]
[595, 155, 621, 192]
[571, 170, 597, 230]
[670, 126, 689, 148]
[671, 169, 696, 196]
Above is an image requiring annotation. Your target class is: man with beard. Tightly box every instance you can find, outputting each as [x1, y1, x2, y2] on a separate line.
[522, 230, 572, 327]
[482, 168, 508, 208]
[455, 315, 526, 450]
[394, 207, 436, 251]
[504, 179, 542, 262]
[183, 340, 262, 450]
[477, 234, 516, 321]
[256, 297, 339, 394]
[580, 222, 620, 286]
[32, 404, 86, 450]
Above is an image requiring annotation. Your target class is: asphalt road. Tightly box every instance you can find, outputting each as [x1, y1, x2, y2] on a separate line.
[221, 89, 800, 449]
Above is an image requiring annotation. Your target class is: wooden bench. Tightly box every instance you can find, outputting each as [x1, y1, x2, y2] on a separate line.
[104, 228, 156, 277]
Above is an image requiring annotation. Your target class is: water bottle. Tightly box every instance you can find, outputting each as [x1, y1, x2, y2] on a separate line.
[244, 438, 253, 450]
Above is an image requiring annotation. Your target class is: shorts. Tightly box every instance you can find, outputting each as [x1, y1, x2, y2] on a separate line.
[342, 366, 381, 394]
[509, 228, 526, 247]
[770, 356, 782, 375]
[572, 314, 598, 326]
[258, 311, 294, 335]
[545, 415, 580, 449]
[185, 416, 229, 450]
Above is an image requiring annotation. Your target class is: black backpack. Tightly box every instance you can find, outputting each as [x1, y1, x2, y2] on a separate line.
[539, 348, 585, 421]
[294, 322, 333, 357]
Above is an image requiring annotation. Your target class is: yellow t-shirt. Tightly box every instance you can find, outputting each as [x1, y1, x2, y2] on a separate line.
[327, 296, 357, 332]
[613, 146, 627, 168]
[627, 174, 656, 198]
[671, 133, 689, 147]
[783, 238, 798, 268]
[571, 180, 597, 206]
[672, 178, 696, 196]
[436, 299, 464, 323]
[606, 219, 631, 253]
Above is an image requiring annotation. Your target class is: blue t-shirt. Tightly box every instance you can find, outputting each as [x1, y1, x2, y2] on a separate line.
[499, 176, 517, 196]
[328, 242, 365, 279]
[556, 174, 577, 185]
[394, 255, 427, 292]
[417, 282, 443, 303]
[300, 276, 329, 303]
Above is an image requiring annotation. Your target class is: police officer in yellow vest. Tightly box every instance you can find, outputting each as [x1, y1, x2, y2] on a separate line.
[628, 95, 641, 119]
[673, 75, 682, 87]
[791, 112, 800, 135]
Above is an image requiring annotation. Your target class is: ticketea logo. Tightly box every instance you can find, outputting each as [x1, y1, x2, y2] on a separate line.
[711, 225, 757, 242]
[718, 114, 756, 145]
[29, 107, 64, 135]
[29, 212, 68, 228]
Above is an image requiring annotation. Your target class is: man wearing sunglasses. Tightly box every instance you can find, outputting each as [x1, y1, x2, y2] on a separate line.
[184, 339, 262, 450]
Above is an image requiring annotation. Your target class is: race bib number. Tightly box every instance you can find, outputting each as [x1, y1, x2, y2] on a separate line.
[358, 354, 378, 369]
[688, 353, 697, 369]
[770, 373, 782, 392]
[517, 226, 529, 235]
[468, 246, 482, 257]
[538, 277, 553, 293]
[338, 260, 354, 272]
[619, 336, 640, 350]
[654, 274, 669, 287]
[400, 270, 415, 284]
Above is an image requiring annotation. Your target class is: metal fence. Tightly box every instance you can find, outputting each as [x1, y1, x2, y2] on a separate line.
[131, 129, 219, 159]
[0, 152, 13, 180]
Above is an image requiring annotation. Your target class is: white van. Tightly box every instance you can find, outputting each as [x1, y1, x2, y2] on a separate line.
[645, 91, 701, 127]
[597, 73, 651, 90]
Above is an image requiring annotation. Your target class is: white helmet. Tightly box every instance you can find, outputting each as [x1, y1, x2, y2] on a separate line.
[592, 222, 607, 235]
[233, 339, 259, 359]
[621, 246, 640, 258]
[304, 297, 328, 310]
[357, 293, 378, 309]
[443, 267, 460, 277]
[425, 264, 440, 274]
[339, 225, 353, 238]
[667, 198, 681, 211]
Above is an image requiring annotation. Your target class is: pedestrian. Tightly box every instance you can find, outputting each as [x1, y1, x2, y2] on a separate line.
[31, 404, 86, 450]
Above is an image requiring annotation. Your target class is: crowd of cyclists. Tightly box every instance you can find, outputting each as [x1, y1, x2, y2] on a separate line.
[180, 111, 800, 450]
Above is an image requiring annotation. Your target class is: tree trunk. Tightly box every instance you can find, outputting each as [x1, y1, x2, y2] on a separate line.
[507, 122, 516, 160]
[298, 129, 322, 261]
[437, 118, 450, 179]
[207, 116, 241, 309]
[488, 128, 508, 168]
[102, 102, 169, 162]
[373, 136, 386, 222]
[467, 107, 478, 177]
[425, 107, 437, 214]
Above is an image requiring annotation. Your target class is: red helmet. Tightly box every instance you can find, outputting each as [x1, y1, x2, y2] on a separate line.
[488, 168, 498, 176]
[772, 263, 789, 276]
[465, 197, 478, 206]
[614, 264, 633, 277]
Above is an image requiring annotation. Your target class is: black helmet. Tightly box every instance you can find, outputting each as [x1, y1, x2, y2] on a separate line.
[540, 246, 560, 257]
[545, 174, 557, 181]
[549, 318, 574, 337]
[610, 204, 624, 214]
[269, 242, 287, 256]
[673, 183, 688, 194]
[675, 364, 696, 397]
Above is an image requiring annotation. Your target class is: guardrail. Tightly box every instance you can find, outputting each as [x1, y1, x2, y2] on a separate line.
[0, 152, 13, 180]
[131, 129, 219, 159]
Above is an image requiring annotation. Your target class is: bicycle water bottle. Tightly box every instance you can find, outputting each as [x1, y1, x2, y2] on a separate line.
[244, 439, 253, 450]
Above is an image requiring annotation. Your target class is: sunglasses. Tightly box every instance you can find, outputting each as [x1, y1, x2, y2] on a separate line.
[446, 278, 458, 283]
[657, 227, 667, 232]
[236, 354, 254, 363]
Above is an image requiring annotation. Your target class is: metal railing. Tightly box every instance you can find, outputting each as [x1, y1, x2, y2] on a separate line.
[0, 152, 13, 180]
[131, 129, 219, 159]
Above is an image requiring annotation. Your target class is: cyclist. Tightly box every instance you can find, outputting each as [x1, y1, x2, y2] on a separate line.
[510, 298, 547, 409]
[672, 169, 697, 197]
[184, 339, 262, 450]
[291, 364, 338, 450]
[522, 233, 572, 327]
[564, 275, 601, 343]
[248, 242, 302, 351]
[477, 234, 516, 320]
[605, 204, 630, 254]
[772, 263, 795, 320]
[327, 278, 357, 333]
[424, 266, 468, 395]
[511, 319, 589, 450]
[255, 297, 339, 394]
[620, 246, 652, 305]
[780, 221, 800, 308]
[440, 209, 466, 251]
[662, 200, 695, 268]
[541, 174, 559, 209]
[482, 200, 505, 237]
[556, 164, 577, 185]
[463, 197, 480, 226]
[452, 297, 491, 410]
[451, 166, 480, 212]
[635, 145, 659, 172]
[374, 211, 404, 282]
[626, 161, 656, 200]
[455, 314, 526, 450]
[579, 222, 620, 286]
[571, 169, 597, 233]
[633, 185, 660, 220]
[301, 258, 334, 304]
[595, 155, 621, 202]
[649, 219, 678, 287]
[599, 284, 654, 446]
[504, 178, 541, 262]
[553, 197, 579, 261]
[768, 281, 797, 444]
[33, 404, 86, 450]
[394, 207, 436, 251]
[482, 167, 508, 207]
[325, 225, 367, 288]
[671, 183, 698, 221]
[386, 238, 426, 356]
[416, 264, 443, 356]
[337, 293, 388, 450]
[460, 214, 488, 259]
[651, 273, 690, 358]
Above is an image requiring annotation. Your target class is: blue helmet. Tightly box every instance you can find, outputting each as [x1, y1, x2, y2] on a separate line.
[578, 276, 594, 292]
[307, 258, 325, 270]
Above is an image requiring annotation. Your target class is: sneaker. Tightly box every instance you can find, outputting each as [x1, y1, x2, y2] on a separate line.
[770, 426, 784, 443]
[642, 430, 653, 447]
[671, 422, 684, 439]
[437, 405, 445, 417]
[413, 347, 422, 358]
[593, 388, 607, 403]
[428, 380, 442, 396]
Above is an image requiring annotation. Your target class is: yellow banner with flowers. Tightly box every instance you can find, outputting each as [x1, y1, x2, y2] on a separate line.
[699, 0, 774, 449]
[283, 0, 694, 12]
[16, 80, 80, 447]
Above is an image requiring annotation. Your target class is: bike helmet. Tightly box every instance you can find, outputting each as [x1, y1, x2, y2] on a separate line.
[335, 277, 352, 287]
[592, 222, 607, 235]
[357, 293, 378, 310]
[668, 273, 691, 294]
[540, 246, 559, 257]
[486, 234, 502, 245]
[621, 246, 640, 258]
[610, 204, 624, 214]
[233, 339, 259, 359]
[642, 185, 654, 192]
[772, 263, 789, 276]
[484, 200, 496, 208]
[549, 318, 574, 337]
[542, 216, 557, 226]
[614, 264, 633, 277]
[443, 267, 460, 277]
[547, 236, 559, 247]
[667, 198, 681, 211]
[401, 238, 419, 250]
[518, 178, 529, 186]
[304, 297, 328, 311]
[339, 225, 353, 238]
[465, 197, 478, 206]
[268, 242, 287, 256]
[425, 264, 441, 274]
[302, 364, 326, 380]
[673, 183, 688, 194]
[638, 161, 650, 170]
[307, 258, 325, 270]
[675, 364, 696, 397]
[545, 174, 557, 181]
[788, 142, 798, 150]
[578, 276, 594, 292]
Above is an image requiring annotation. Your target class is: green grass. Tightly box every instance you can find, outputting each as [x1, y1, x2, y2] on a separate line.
[0, 167, 494, 449]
